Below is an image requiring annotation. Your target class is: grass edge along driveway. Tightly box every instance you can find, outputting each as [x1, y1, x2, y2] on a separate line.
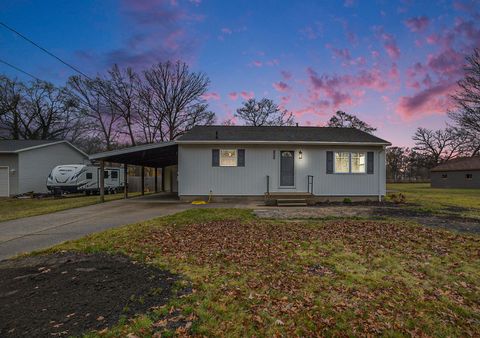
[32, 208, 480, 337]
[0, 193, 142, 223]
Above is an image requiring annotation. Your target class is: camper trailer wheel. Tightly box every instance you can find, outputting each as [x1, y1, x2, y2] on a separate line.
[53, 188, 62, 197]
[85, 190, 91, 196]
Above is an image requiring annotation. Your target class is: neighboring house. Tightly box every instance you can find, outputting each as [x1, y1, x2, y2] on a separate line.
[430, 157, 480, 188]
[176, 126, 390, 201]
[0, 140, 88, 196]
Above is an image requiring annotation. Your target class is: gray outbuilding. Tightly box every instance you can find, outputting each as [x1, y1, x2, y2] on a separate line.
[0, 140, 88, 196]
[430, 157, 480, 189]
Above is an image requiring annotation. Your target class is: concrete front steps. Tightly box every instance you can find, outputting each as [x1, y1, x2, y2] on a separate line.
[276, 198, 308, 207]
[265, 192, 312, 207]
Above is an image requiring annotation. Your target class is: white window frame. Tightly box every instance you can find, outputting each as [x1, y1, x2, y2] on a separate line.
[219, 149, 238, 167]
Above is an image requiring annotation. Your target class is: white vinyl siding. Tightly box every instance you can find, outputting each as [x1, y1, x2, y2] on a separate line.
[18, 142, 87, 194]
[179, 144, 386, 197]
[0, 167, 9, 197]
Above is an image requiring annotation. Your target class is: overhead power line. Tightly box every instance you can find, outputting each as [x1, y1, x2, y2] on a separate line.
[0, 21, 92, 80]
[0, 58, 41, 81]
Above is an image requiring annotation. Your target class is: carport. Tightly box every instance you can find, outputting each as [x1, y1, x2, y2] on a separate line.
[89, 142, 178, 202]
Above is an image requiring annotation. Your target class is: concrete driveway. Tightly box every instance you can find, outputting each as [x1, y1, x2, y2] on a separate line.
[0, 194, 192, 261]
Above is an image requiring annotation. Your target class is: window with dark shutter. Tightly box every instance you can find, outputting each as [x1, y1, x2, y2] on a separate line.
[367, 152, 374, 174]
[326, 151, 333, 174]
[237, 149, 245, 167]
[212, 149, 219, 167]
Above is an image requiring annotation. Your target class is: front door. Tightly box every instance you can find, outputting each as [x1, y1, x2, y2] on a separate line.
[280, 151, 295, 187]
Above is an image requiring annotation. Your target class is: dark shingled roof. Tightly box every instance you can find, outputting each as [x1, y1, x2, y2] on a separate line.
[0, 140, 61, 152]
[177, 125, 391, 144]
[431, 157, 480, 172]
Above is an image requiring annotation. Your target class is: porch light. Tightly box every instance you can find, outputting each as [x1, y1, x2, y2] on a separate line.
[298, 150, 303, 159]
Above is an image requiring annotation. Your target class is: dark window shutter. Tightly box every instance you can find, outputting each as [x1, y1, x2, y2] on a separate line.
[326, 151, 333, 174]
[237, 149, 245, 167]
[367, 152, 374, 174]
[212, 149, 219, 167]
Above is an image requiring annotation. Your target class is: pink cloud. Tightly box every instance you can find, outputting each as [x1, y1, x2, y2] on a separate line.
[266, 59, 280, 66]
[240, 91, 254, 100]
[102, 0, 201, 69]
[201, 92, 220, 100]
[381, 33, 400, 59]
[308, 67, 389, 100]
[221, 27, 232, 34]
[389, 63, 399, 80]
[280, 95, 291, 106]
[228, 92, 238, 100]
[396, 81, 457, 120]
[281, 70, 292, 80]
[272, 81, 290, 92]
[427, 48, 465, 78]
[404, 16, 430, 32]
[331, 47, 351, 61]
[251, 60, 263, 67]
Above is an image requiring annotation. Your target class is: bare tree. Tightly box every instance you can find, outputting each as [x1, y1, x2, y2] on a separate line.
[386, 147, 407, 181]
[327, 111, 376, 134]
[449, 48, 480, 156]
[104, 65, 140, 146]
[68, 75, 121, 150]
[0, 76, 22, 139]
[136, 83, 161, 144]
[412, 127, 468, 164]
[235, 98, 294, 126]
[143, 61, 215, 141]
[0, 77, 80, 140]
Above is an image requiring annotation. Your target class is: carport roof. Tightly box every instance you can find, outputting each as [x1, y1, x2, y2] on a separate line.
[89, 142, 177, 167]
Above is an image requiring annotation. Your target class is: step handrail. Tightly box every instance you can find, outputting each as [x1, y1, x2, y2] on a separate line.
[307, 175, 314, 194]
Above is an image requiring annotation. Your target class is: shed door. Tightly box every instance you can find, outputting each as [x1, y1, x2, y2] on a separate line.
[0, 167, 9, 197]
[280, 151, 295, 187]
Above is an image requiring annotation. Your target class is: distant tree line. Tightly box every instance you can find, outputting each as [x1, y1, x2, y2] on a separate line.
[0, 61, 215, 153]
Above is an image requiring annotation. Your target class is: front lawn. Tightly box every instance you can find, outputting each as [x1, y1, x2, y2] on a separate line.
[387, 183, 480, 219]
[0, 193, 141, 223]
[39, 208, 480, 337]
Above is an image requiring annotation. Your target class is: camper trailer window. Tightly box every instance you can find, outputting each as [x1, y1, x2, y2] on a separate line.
[104, 171, 109, 179]
[111, 171, 118, 179]
[86, 173, 92, 179]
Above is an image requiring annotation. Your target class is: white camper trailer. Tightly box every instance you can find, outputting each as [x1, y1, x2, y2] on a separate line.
[46, 164, 124, 195]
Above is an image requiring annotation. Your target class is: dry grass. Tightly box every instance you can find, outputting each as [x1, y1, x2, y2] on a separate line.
[47, 209, 480, 337]
[0, 192, 142, 222]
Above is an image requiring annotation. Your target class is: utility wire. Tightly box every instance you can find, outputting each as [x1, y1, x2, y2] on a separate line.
[0, 58, 42, 81]
[0, 21, 92, 80]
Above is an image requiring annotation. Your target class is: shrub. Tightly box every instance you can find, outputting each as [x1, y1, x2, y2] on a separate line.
[389, 193, 406, 204]
[343, 197, 352, 204]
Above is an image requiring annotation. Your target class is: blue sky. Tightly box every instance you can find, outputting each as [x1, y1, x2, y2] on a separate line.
[1, 0, 479, 146]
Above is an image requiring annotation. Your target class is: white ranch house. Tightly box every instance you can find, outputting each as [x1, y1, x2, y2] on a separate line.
[90, 126, 391, 202]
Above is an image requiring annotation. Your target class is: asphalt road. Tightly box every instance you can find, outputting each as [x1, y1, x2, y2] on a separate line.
[0, 194, 191, 261]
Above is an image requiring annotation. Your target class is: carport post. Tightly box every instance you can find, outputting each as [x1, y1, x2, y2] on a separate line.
[161, 166, 165, 192]
[154, 167, 158, 193]
[99, 160, 105, 203]
[141, 165, 145, 196]
[123, 164, 128, 199]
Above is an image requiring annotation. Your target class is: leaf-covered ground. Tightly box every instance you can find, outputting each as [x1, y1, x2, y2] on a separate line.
[45, 209, 480, 337]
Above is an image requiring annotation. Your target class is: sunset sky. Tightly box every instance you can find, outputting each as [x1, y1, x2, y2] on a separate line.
[1, 0, 479, 146]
